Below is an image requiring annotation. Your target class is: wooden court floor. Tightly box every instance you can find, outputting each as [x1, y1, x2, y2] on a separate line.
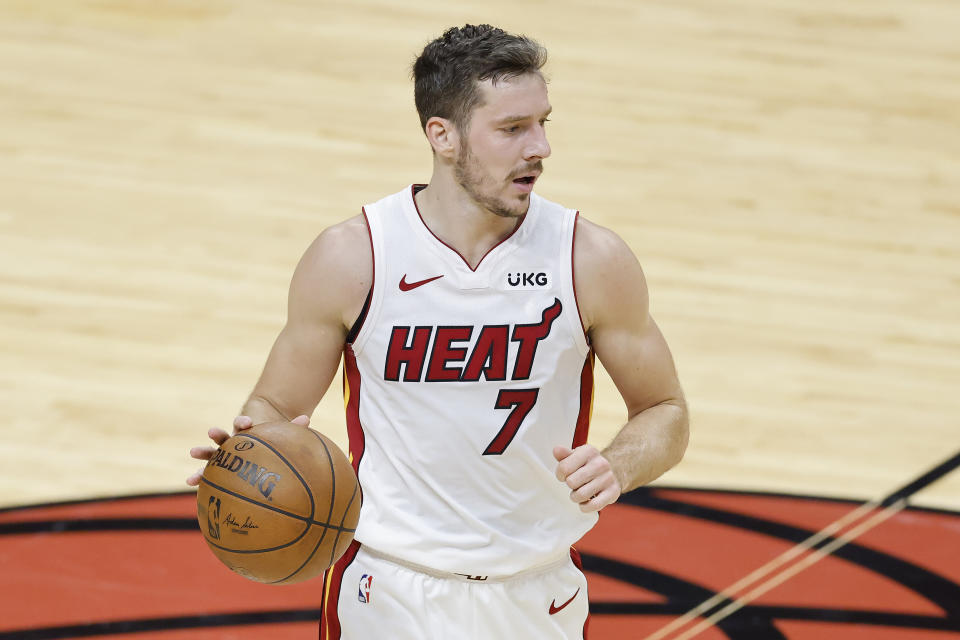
[1, 1, 958, 638]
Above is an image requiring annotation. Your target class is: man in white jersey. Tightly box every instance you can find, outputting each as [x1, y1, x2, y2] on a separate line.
[188, 24, 688, 639]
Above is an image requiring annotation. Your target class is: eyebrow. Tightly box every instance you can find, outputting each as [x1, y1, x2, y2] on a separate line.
[494, 107, 553, 125]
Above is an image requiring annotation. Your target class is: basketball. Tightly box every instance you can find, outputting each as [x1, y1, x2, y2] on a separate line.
[196, 421, 361, 584]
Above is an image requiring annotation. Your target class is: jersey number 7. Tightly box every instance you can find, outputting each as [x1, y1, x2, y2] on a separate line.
[483, 388, 540, 455]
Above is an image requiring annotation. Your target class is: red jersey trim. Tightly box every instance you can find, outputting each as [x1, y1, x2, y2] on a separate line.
[572, 351, 594, 448]
[319, 540, 361, 640]
[571, 211, 589, 342]
[347, 207, 376, 344]
[570, 547, 591, 639]
[409, 184, 529, 273]
[343, 346, 366, 475]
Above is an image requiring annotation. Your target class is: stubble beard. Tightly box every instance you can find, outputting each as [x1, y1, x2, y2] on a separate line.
[453, 144, 528, 219]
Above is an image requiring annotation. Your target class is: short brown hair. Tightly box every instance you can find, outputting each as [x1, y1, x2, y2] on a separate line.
[412, 24, 547, 133]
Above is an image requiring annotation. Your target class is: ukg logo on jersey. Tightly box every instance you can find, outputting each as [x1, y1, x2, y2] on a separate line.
[505, 271, 550, 289]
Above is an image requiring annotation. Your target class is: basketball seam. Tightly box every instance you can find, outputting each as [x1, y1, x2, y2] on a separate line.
[300, 434, 360, 585]
[269, 431, 339, 583]
[199, 477, 354, 556]
[235, 433, 317, 525]
[199, 477, 355, 532]
[329, 482, 360, 569]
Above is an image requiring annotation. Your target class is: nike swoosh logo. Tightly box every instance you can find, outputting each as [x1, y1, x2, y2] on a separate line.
[549, 587, 580, 615]
[399, 274, 444, 291]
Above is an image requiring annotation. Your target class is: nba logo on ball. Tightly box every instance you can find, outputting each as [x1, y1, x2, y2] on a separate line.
[358, 574, 373, 603]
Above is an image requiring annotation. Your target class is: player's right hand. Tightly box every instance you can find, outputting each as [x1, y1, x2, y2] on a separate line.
[185, 414, 310, 486]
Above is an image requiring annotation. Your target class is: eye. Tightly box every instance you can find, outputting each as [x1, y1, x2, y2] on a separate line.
[540, 118, 551, 126]
[502, 125, 520, 134]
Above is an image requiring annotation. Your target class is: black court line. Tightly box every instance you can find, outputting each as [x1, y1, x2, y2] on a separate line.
[5, 598, 959, 639]
[583, 553, 787, 640]
[583, 553, 960, 638]
[0, 541, 737, 639]
[882, 449, 960, 507]
[601, 449, 960, 640]
[3, 479, 958, 519]
[0, 491, 191, 515]
[0, 515, 358, 537]
[590, 602, 960, 632]
[2, 464, 958, 639]
[0, 610, 321, 640]
[624, 490, 960, 619]
[0, 518, 198, 535]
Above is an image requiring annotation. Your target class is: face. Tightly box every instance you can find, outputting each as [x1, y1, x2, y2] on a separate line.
[453, 73, 552, 218]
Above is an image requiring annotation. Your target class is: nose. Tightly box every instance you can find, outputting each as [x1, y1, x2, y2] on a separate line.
[525, 125, 551, 161]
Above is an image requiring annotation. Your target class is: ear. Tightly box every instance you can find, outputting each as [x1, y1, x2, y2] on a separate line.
[424, 116, 460, 159]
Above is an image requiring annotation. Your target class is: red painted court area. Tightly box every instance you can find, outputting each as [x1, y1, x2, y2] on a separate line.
[1, 488, 958, 639]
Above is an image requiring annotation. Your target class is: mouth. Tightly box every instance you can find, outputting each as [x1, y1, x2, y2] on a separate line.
[511, 172, 540, 193]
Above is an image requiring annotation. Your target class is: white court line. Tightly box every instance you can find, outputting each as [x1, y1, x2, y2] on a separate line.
[644, 498, 908, 640]
[668, 499, 908, 640]
[642, 497, 883, 640]
[645, 449, 960, 639]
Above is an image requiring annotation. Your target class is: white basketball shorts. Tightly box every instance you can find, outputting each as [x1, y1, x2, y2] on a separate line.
[319, 542, 591, 639]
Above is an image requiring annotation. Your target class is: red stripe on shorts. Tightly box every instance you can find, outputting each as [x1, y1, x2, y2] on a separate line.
[570, 547, 590, 639]
[319, 540, 361, 640]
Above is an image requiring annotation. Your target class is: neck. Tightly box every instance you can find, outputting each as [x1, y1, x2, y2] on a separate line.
[414, 171, 526, 269]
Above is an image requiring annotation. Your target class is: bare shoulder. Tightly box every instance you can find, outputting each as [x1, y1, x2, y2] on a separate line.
[574, 216, 638, 267]
[301, 215, 371, 272]
[574, 215, 649, 332]
[290, 214, 372, 330]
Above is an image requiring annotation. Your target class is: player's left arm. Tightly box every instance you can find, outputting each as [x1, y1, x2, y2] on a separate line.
[554, 217, 689, 512]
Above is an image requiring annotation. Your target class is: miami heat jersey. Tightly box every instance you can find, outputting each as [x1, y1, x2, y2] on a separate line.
[343, 184, 597, 576]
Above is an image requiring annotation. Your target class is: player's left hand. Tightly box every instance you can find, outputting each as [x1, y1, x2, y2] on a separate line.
[553, 444, 622, 513]
[186, 414, 310, 487]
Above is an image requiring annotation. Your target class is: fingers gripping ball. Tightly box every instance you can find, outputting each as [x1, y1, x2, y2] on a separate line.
[196, 422, 360, 584]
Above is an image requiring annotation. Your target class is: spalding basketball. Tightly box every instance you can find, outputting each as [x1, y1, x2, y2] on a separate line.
[196, 421, 360, 584]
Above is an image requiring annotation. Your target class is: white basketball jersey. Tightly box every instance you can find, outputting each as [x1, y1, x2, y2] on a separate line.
[343, 184, 597, 576]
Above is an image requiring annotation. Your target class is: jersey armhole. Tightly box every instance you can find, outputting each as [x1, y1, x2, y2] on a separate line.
[345, 288, 372, 344]
[346, 206, 380, 353]
[569, 211, 591, 354]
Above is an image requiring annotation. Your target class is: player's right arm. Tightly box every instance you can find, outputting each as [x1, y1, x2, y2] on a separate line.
[186, 215, 372, 486]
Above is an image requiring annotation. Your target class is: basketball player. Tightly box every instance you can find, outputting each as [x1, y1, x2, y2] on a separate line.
[188, 24, 687, 639]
